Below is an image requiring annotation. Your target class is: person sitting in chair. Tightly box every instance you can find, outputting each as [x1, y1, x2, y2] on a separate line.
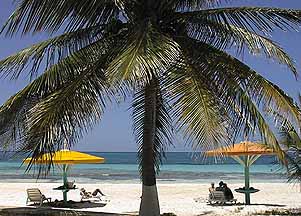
[208, 182, 215, 199]
[223, 183, 234, 200]
[67, 180, 76, 189]
[215, 181, 225, 191]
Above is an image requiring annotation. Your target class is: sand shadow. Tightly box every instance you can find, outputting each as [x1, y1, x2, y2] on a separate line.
[249, 203, 286, 207]
[0, 207, 132, 216]
[207, 202, 286, 207]
[207, 203, 237, 206]
[195, 211, 215, 215]
[28, 200, 108, 209]
[65, 201, 107, 209]
[224, 202, 286, 207]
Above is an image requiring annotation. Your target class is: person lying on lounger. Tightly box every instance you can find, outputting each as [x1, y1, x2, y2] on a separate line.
[80, 188, 105, 198]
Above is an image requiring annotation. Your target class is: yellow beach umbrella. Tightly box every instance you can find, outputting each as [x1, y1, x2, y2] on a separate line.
[24, 149, 105, 164]
[205, 141, 275, 205]
[24, 149, 105, 203]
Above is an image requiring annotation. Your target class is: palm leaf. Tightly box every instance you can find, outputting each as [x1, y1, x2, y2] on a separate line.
[20, 57, 110, 175]
[178, 7, 301, 34]
[171, 37, 295, 158]
[285, 148, 301, 183]
[0, 25, 104, 79]
[167, 0, 228, 10]
[107, 21, 181, 86]
[274, 103, 301, 183]
[0, 37, 113, 155]
[166, 61, 229, 152]
[189, 39, 300, 129]
[187, 20, 297, 74]
[1, 0, 124, 34]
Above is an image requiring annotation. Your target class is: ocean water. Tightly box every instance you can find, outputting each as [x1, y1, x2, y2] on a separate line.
[0, 152, 287, 184]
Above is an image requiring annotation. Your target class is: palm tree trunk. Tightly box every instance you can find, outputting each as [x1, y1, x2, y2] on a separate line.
[139, 79, 160, 216]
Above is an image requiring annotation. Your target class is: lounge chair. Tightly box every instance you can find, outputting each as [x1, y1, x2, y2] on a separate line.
[67, 180, 76, 189]
[208, 191, 237, 205]
[26, 188, 51, 206]
[80, 188, 109, 203]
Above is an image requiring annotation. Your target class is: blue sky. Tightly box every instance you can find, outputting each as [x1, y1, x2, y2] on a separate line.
[0, 0, 301, 152]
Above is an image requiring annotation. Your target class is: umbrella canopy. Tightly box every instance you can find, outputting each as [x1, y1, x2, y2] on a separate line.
[205, 141, 276, 205]
[24, 149, 105, 203]
[206, 141, 275, 156]
[24, 149, 105, 164]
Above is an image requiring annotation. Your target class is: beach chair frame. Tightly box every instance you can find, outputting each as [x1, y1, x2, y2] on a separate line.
[26, 188, 51, 206]
[208, 191, 237, 205]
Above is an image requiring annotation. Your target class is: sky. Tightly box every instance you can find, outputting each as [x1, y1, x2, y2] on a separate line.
[0, 0, 301, 152]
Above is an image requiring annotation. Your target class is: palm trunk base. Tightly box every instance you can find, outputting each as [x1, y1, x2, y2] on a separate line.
[139, 184, 160, 216]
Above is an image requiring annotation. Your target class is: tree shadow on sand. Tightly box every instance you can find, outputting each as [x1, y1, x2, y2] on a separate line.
[43, 200, 108, 209]
[236, 203, 286, 207]
[25, 199, 110, 209]
[0, 206, 132, 216]
[206, 202, 286, 207]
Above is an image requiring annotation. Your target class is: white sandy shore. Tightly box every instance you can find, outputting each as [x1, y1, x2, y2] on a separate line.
[0, 182, 300, 216]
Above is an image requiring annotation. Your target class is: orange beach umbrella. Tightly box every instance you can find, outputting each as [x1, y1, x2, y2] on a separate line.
[206, 141, 275, 156]
[205, 141, 276, 205]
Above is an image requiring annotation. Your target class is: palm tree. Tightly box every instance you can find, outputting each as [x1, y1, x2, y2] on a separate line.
[0, 1, 301, 215]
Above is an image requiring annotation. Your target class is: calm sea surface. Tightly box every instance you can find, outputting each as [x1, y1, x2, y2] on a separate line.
[0, 152, 287, 183]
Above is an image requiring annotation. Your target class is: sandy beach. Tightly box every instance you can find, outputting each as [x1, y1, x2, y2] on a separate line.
[0, 182, 300, 216]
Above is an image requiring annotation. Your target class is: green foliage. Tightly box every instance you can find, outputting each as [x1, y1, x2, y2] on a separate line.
[0, 25, 104, 79]
[273, 96, 301, 183]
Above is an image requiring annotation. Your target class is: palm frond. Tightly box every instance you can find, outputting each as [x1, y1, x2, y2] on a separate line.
[1, 0, 124, 35]
[284, 147, 301, 183]
[171, 38, 294, 158]
[132, 79, 173, 178]
[0, 25, 104, 79]
[191, 39, 300, 130]
[280, 123, 301, 149]
[247, 75, 301, 131]
[0, 94, 35, 151]
[274, 108, 301, 183]
[21, 58, 110, 175]
[107, 21, 181, 86]
[0, 37, 113, 158]
[187, 20, 297, 74]
[235, 88, 285, 156]
[178, 7, 301, 34]
[166, 0, 228, 11]
[167, 63, 229, 152]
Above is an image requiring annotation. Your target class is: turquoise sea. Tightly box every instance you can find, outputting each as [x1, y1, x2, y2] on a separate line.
[0, 152, 287, 183]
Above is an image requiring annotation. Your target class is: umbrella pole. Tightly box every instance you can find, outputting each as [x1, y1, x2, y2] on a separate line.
[244, 156, 250, 205]
[63, 164, 68, 203]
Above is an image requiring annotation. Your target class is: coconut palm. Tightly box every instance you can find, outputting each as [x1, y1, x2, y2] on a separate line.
[0, 1, 301, 215]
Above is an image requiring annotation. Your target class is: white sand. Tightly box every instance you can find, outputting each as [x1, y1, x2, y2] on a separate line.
[0, 182, 300, 216]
